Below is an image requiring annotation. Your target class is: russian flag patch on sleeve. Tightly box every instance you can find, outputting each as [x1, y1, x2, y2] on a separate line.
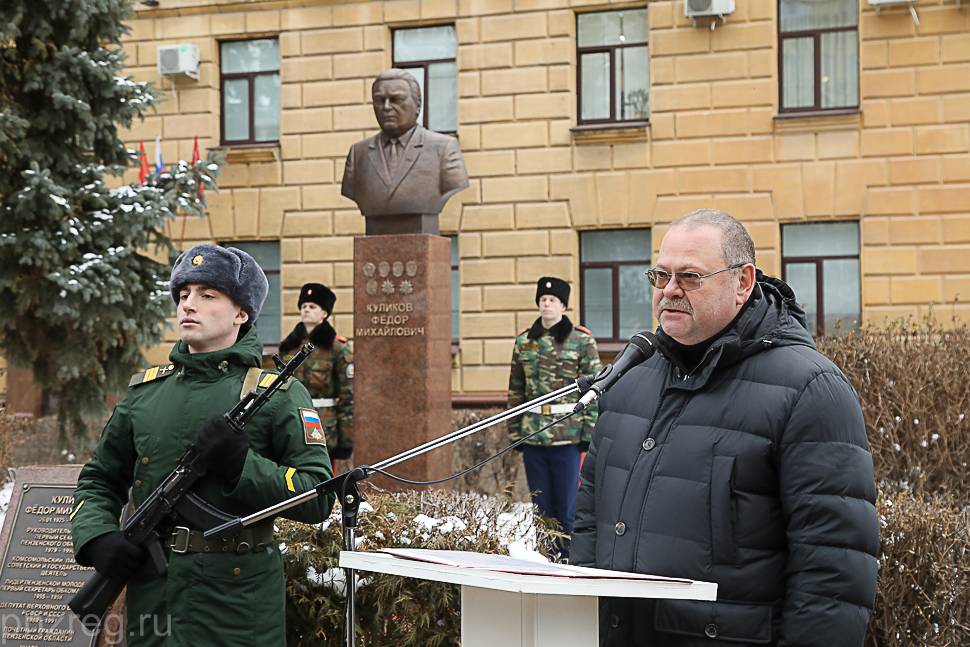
[301, 409, 326, 445]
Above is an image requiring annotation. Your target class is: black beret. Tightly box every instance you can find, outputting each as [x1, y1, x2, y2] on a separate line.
[535, 276, 570, 307]
[299, 283, 336, 314]
[170, 244, 269, 322]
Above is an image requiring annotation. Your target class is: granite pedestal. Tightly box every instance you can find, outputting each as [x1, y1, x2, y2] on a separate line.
[353, 234, 452, 490]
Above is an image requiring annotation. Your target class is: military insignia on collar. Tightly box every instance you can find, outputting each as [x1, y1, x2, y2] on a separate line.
[300, 409, 326, 445]
[192, 255, 204, 266]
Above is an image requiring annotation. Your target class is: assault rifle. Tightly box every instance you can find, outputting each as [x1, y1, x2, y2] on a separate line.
[68, 342, 315, 632]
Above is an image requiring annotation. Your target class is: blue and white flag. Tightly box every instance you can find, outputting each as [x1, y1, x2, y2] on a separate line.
[154, 135, 164, 174]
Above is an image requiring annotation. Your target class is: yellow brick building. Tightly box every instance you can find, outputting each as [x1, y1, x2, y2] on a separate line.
[117, 0, 970, 400]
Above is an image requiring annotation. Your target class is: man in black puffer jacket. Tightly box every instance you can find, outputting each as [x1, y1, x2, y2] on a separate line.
[572, 209, 878, 647]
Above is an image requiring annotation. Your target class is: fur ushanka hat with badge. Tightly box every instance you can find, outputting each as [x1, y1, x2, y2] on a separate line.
[169, 244, 269, 322]
[298, 283, 337, 315]
[535, 276, 570, 307]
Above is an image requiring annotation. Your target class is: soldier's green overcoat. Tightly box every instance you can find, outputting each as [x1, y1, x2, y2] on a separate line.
[279, 321, 354, 453]
[508, 316, 603, 446]
[71, 327, 334, 647]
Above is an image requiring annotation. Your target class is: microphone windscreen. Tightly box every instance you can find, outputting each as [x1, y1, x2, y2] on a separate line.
[630, 331, 658, 358]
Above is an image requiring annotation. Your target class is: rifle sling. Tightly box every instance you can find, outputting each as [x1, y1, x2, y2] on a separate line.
[172, 492, 238, 532]
[241, 367, 262, 399]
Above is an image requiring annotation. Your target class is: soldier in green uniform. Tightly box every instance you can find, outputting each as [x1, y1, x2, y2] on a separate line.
[508, 277, 602, 560]
[71, 245, 334, 647]
[279, 283, 354, 465]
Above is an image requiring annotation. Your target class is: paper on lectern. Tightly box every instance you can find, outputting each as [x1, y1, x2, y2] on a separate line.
[378, 549, 692, 583]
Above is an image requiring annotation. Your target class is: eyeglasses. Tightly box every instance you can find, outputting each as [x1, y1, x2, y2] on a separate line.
[645, 264, 745, 291]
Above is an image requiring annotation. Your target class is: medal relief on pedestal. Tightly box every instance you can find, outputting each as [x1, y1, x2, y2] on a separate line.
[361, 259, 421, 297]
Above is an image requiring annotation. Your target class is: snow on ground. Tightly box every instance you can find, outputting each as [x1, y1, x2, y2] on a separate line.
[0, 480, 15, 530]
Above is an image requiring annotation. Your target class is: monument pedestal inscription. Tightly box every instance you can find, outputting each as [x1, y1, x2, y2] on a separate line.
[0, 465, 102, 646]
[353, 235, 452, 489]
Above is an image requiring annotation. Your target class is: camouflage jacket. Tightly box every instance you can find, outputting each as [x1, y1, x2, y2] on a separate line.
[508, 316, 602, 446]
[280, 321, 354, 452]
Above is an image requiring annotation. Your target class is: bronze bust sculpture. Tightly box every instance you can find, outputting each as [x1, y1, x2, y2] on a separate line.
[341, 69, 469, 235]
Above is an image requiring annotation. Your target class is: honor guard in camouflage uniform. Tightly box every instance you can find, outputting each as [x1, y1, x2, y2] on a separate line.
[508, 277, 602, 560]
[279, 283, 354, 463]
[71, 245, 334, 647]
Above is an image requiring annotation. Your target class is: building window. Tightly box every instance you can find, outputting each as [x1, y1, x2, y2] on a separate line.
[227, 241, 281, 347]
[580, 229, 652, 343]
[782, 222, 860, 335]
[220, 39, 281, 145]
[778, 0, 858, 113]
[392, 26, 458, 133]
[576, 9, 649, 126]
[447, 235, 459, 339]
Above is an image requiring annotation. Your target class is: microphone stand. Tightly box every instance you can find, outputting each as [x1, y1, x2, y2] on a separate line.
[203, 382, 581, 646]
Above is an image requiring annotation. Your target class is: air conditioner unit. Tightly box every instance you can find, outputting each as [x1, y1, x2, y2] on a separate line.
[685, 0, 735, 25]
[157, 44, 200, 80]
[867, 0, 921, 23]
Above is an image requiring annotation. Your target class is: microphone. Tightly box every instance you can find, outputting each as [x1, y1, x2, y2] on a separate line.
[573, 331, 657, 413]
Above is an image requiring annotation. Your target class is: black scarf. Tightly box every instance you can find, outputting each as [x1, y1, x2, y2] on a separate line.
[656, 293, 753, 374]
[527, 315, 574, 345]
[279, 320, 338, 353]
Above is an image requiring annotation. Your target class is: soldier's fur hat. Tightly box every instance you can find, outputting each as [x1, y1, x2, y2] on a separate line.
[535, 276, 570, 307]
[299, 283, 336, 315]
[169, 244, 269, 323]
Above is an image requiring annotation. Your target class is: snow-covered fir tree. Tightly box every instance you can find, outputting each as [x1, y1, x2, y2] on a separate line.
[0, 0, 223, 438]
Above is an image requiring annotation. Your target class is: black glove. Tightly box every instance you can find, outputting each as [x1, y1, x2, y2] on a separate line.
[578, 441, 590, 453]
[512, 443, 525, 453]
[84, 531, 147, 582]
[194, 414, 250, 482]
[330, 444, 353, 461]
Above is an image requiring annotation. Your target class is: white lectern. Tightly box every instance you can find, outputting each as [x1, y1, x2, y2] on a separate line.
[339, 550, 717, 647]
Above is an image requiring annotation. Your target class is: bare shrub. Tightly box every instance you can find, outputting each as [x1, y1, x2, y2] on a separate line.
[1, 414, 99, 469]
[450, 408, 528, 499]
[867, 486, 970, 647]
[817, 316, 970, 645]
[0, 410, 22, 475]
[281, 484, 558, 647]
[817, 317, 970, 496]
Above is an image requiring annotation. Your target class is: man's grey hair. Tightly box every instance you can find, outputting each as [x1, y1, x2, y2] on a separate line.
[669, 209, 756, 270]
[372, 69, 422, 113]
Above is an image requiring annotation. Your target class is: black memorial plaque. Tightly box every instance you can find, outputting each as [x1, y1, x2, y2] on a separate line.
[0, 466, 96, 646]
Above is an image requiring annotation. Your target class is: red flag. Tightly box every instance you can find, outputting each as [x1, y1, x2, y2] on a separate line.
[192, 136, 204, 196]
[138, 141, 149, 184]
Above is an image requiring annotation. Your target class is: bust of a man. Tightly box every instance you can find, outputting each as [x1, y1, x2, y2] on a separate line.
[340, 69, 469, 235]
